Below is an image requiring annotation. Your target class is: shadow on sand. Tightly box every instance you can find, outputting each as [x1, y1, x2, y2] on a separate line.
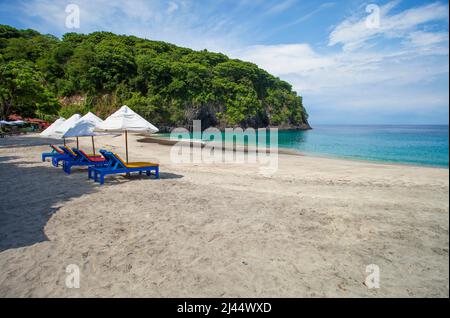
[0, 155, 98, 252]
[0, 135, 64, 149]
[0, 152, 184, 251]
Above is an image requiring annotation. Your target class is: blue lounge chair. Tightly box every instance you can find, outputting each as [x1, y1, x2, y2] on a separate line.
[41, 145, 64, 162]
[52, 145, 76, 167]
[62, 148, 107, 174]
[88, 150, 159, 185]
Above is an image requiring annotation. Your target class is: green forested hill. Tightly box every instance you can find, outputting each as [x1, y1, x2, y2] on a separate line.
[0, 25, 310, 130]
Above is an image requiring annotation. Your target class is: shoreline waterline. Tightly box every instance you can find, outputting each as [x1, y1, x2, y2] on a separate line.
[138, 135, 449, 170]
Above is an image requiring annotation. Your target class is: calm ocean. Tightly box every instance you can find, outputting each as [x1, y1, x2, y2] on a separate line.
[276, 125, 449, 168]
[162, 125, 449, 168]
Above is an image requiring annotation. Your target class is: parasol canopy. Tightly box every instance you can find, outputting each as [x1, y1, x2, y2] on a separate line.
[95, 105, 158, 162]
[54, 114, 81, 146]
[63, 112, 104, 138]
[63, 112, 107, 154]
[40, 117, 66, 138]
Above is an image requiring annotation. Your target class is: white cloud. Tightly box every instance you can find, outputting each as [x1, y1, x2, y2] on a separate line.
[406, 30, 449, 48]
[230, 38, 448, 94]
[328, 1, 449, 51]
[233, 44, 334, 74]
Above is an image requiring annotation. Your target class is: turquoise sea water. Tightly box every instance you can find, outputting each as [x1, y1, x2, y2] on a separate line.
[161, 125, 449, 168]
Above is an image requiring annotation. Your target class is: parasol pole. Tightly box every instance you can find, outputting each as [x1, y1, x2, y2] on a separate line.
[91, 136, 95, 156]
[63, 137, 66, 146]
[76, 137, 79, 149]
[125, 130, 128, 163]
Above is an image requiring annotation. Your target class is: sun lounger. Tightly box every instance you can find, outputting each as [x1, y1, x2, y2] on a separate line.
[62, 148, 107, 174]
[88, 150, 159, 185]
[41, 144, 64, 161]
[51, 146, 101, 167]
[51, 145, 77, 167]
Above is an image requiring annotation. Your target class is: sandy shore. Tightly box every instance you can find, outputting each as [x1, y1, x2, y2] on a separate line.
[0, 133, 448, 297]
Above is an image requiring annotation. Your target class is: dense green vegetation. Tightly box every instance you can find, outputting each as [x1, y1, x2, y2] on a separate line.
[0, 25, 310, 130]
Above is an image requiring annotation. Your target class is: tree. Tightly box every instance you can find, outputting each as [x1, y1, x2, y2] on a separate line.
[0, 60, 60, 119]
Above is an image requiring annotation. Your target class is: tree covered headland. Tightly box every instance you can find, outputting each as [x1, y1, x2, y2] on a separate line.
[0, 25, 310, 131]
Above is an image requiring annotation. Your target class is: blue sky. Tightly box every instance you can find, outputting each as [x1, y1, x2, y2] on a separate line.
[0, 0, 448, 125]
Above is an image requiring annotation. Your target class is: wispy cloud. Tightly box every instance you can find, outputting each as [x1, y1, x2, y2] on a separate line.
[288, 2, 335, 26]
[265, 0, 298, 15]
[328, 1, 449, 51]
[406, 30, 449, 48]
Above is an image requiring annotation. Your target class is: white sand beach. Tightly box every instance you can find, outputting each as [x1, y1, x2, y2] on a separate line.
[0, 133, 448, 297]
